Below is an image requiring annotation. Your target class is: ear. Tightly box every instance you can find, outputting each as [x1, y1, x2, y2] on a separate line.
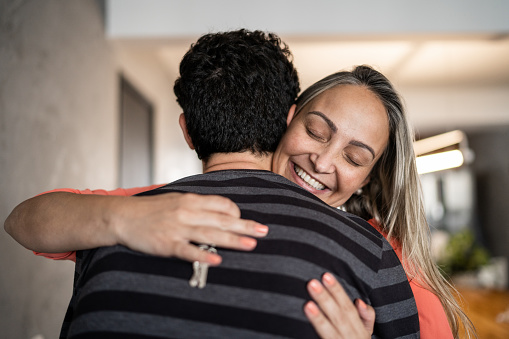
[286, 104, 297, 127]
[179, 113, 194, 150]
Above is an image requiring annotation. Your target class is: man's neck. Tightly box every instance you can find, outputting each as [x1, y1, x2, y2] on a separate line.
[203, 152, 273, 173]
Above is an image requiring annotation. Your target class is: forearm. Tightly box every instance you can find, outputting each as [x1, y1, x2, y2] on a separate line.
[4, 192, 121, 252]
[5, 189, 268, 264]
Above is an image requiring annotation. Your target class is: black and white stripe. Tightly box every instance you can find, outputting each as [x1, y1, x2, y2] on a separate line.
[62, 170, 419, 338]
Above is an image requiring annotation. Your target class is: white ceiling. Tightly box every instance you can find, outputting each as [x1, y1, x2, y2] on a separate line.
[107, 0, 509, 88]
[154, 35, 509, 89]
[107, 0, 509, 132]
[284, 37, 509, 89]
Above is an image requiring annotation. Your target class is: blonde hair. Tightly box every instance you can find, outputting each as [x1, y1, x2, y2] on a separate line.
[296, 65, 476, 339]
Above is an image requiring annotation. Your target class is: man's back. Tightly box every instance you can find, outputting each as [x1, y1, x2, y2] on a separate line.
[64, 170, 419, 338]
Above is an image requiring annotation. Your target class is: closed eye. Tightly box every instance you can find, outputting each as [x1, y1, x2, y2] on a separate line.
[344, 151, 371, 167]
[346, 157, 361, 167]
[306, 128, 327, 142]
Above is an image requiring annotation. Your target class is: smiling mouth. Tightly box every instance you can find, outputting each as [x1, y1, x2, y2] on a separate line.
[294, 164, 326, 190]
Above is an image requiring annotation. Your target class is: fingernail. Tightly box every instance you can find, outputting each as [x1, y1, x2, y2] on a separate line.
[240, 237, 257, 249]
[322, 272, 336, 286]
[356, 299, 367, 309]
[206, 253, 222, 266]
[255, 224, 268, 235]
[308, 279, 323, 293]
[304, 301, 319, 317]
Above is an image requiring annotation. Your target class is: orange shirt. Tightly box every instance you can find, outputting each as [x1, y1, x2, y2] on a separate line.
[367, 219, 454, 339]
[35, 186, 453, 338]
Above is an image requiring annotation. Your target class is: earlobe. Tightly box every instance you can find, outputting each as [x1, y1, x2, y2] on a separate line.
[286, 104, 297, 127]
[355, 177, 370, 196]
[179, 113, 195, 150]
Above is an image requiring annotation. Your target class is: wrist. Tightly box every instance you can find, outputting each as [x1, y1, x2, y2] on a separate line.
[102, 195, 130, 247]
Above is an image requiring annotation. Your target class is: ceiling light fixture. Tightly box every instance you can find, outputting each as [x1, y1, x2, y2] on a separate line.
[414, 130, 474, 175]
[416, 149, 464, 174]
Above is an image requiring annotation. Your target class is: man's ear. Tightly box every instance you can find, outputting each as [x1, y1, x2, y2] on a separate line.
[286, 104, 297, 127]
[179, 113, 194, 150]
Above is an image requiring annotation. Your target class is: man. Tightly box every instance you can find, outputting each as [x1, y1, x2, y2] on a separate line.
[59, 30, 418, 338]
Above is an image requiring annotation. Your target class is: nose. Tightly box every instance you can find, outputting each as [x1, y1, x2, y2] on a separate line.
[310, 149, 335, 174]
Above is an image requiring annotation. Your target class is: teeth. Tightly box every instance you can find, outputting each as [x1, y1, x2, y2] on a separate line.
[294, 165, 325, 190]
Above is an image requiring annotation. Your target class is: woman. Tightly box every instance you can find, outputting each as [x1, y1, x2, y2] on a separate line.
[5, 66, 474, 338]
[282, 66, 475, 339]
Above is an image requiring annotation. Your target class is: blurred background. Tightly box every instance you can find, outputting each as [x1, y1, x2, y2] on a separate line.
[1, 0, 508, 337]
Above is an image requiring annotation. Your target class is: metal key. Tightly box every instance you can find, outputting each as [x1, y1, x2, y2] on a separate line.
[189, 261, 203, 288]
[189, 244, 217, 289]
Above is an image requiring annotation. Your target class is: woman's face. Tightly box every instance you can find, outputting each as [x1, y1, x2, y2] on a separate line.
[272, 84, 390, 207]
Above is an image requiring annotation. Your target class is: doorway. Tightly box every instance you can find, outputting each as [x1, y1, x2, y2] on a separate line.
[119, 77, 154, 188]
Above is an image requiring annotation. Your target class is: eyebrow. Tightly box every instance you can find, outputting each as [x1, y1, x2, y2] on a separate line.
[349, 140, 375, 159]
[308, 111, 376, 159]
[309, 111, 337, 132]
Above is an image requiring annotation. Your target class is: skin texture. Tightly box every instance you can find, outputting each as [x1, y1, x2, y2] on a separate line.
[272, 85, 390, 208]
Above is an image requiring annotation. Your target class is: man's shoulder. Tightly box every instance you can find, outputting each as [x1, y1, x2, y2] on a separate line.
[140, 169, 317, 200]
[137, 169, 283, 193]
[151, 170, 386, 255]
[170, 169, 299, 189]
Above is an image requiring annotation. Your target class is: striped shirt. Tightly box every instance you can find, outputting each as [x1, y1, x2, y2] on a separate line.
[63, 170, 420, 338]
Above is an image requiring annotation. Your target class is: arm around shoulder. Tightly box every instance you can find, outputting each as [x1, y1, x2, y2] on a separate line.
[5, 187, 269, 264]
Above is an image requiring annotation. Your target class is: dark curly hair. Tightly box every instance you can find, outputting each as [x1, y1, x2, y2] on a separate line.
[174, 29, 300, 161]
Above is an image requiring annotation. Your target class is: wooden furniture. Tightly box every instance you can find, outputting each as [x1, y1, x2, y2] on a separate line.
[456, 287, 509, 338]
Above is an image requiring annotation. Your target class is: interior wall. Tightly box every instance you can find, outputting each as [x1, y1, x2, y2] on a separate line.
[467, 126, 509, 264]
[112, 42, 201, 184]
[0, 1, 116, 338]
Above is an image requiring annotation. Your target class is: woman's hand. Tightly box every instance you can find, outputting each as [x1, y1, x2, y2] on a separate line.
[304, 273, 376, 339]
[112, 192, 268, 265]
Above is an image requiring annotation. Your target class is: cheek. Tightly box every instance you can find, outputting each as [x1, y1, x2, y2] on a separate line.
[280, 129, 308, 155]
[339, 168, 371, 190]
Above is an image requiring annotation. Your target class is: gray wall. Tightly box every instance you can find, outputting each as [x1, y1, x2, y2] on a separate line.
[0, 1, 117, 338]
[468, 127, 509, 263]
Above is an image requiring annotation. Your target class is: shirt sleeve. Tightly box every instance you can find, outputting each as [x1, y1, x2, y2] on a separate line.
[33, 184, 165, 262]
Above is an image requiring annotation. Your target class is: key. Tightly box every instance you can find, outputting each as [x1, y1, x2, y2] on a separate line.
[197, 246, 217, 288]
[189, 245, 217, 289]
[189, 260, 203, 288]
[197, 262, 209, 288]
